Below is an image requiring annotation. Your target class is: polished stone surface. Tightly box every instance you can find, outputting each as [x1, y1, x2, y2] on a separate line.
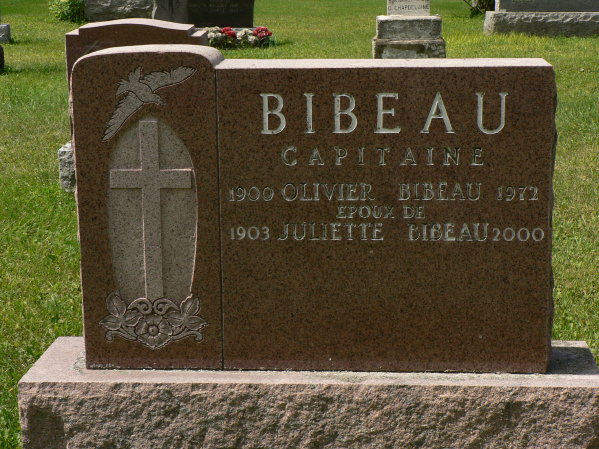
[188, 0, 254, 27]
[215, 57, 555, 373]
[70, 42, 556, 372]
[71, 45, 223, 369]
[65, 19, 207, 84]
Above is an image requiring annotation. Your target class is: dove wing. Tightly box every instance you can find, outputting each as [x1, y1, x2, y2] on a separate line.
[103, 93, 144, 141]
[142, 67, 196, 92]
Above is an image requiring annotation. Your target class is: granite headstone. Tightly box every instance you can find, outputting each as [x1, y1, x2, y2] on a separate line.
[388, 0, 430, 16]
[71, 45, 556, 372]
[188, 0, 255, 27]
[374, 0, 445, 58]
[485, 0, 599, 36]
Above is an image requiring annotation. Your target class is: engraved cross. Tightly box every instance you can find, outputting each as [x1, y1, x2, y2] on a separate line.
[109, 119, 193, 300]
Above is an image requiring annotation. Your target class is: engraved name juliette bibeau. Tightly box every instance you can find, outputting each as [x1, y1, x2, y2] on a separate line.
[100, 66, 207, 350]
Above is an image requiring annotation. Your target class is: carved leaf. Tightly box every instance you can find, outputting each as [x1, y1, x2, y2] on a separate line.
[186, 316, 207, 331]
[165, 311, 184, 327]
[181, 295, 200, 316]
[124, 310, 143, 327]
[100, 315, 122, 331]
[106, 292, 126, 317]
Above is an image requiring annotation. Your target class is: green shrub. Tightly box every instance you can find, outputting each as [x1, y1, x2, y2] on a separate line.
[49, 0, 85, 23]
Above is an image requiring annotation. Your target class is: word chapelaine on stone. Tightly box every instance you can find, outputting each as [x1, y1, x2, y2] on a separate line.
[71, 47, 556, 373]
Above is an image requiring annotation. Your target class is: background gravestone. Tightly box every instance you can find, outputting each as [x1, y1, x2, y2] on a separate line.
[373, 0, 446, 59]
[188, 0, 255, 27]
[58, 19, 208, 193]
[485, 0, 599, 36]
[84, 0, 152, 21]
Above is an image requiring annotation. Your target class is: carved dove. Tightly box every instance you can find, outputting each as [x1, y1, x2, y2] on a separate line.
[103, 66, 196, 141]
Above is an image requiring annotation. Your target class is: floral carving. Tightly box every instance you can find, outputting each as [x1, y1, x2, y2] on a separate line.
[100, 291, 207, 349]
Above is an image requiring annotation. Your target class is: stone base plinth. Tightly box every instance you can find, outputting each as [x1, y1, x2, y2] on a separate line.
[0, 24, 11, 43]
[374, 15, 446, 59]
[373, 38, 446, 59]
[484, 11, 599, 36]
[19, 338, 599, 449]
[377, 15, 443, 40]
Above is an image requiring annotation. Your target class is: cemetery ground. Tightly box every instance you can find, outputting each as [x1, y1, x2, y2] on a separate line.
[0, 0, 597, 446]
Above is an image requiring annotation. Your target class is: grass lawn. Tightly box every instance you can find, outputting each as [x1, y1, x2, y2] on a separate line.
[0, 0, 597, 446]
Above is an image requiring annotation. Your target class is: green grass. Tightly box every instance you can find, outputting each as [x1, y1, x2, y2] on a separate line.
[0, 0, 597, 447]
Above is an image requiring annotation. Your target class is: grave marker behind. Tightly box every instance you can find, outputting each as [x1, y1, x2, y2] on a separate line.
[485, 0, 599, 36]
[188, 0, 255, 27]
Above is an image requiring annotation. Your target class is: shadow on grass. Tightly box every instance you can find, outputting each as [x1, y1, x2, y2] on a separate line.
[0, 64, 64, 75]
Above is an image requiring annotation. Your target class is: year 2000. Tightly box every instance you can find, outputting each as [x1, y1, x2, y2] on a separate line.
[492, 227, 545, 242]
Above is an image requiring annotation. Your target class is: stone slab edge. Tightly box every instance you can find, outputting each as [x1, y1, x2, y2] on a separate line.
[372, 38, 446, 59]
[20, 337, 599, 387]
[484, 11, 599, 36]
[376, 15, 443, 40]
[18, 338, 599, 449]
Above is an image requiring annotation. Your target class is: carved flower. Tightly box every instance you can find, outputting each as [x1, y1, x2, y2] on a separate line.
[134, 314, 173, 348]
[166, 295, 207, 331]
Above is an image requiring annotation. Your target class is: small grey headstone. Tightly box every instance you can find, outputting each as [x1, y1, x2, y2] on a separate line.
[58, 142, 75, 192]
[0, 24, 11, 43]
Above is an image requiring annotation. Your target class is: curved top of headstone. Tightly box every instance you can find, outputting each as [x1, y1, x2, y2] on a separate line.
[65, 19, 208, 83]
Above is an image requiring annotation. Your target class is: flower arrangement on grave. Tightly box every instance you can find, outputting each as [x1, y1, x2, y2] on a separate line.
[207, 26, 274, 49]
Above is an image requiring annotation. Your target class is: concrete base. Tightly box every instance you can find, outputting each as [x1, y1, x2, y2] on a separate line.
[485, 11, 599, 36]
[0, 24, 11, 43]
[373, 38, 446, 59]
[58, 142, 75, 192]
[19, 337, 599, 449]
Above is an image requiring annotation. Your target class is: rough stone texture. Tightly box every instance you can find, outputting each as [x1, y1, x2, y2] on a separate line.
[497, 0, 599, 12]
[71, 45, 223, 369]
[373, 14, 445, 59]
[216, 58, 555, 372]
[376, 15, 442, 39]
[65, 19, 207, 84]
[153, 0, 188, 22]
[84, 0, 152, 22]
[388, 0, 430, 16]
[373, 37, 446, 58]
[484, 11, 599, 36]
[19, 337, 599, 449]
[0, 23, 11, 43]
[58, 142, 75, 192]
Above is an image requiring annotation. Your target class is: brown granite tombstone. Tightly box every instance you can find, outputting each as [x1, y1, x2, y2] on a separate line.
[71, 44, 555, 372]
[216, 58, 556, 373]
[65, 19, 207, 84]
[71, 45, 223, 369]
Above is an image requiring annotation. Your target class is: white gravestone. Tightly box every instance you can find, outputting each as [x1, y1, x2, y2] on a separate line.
[388, 0, 430, 16]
